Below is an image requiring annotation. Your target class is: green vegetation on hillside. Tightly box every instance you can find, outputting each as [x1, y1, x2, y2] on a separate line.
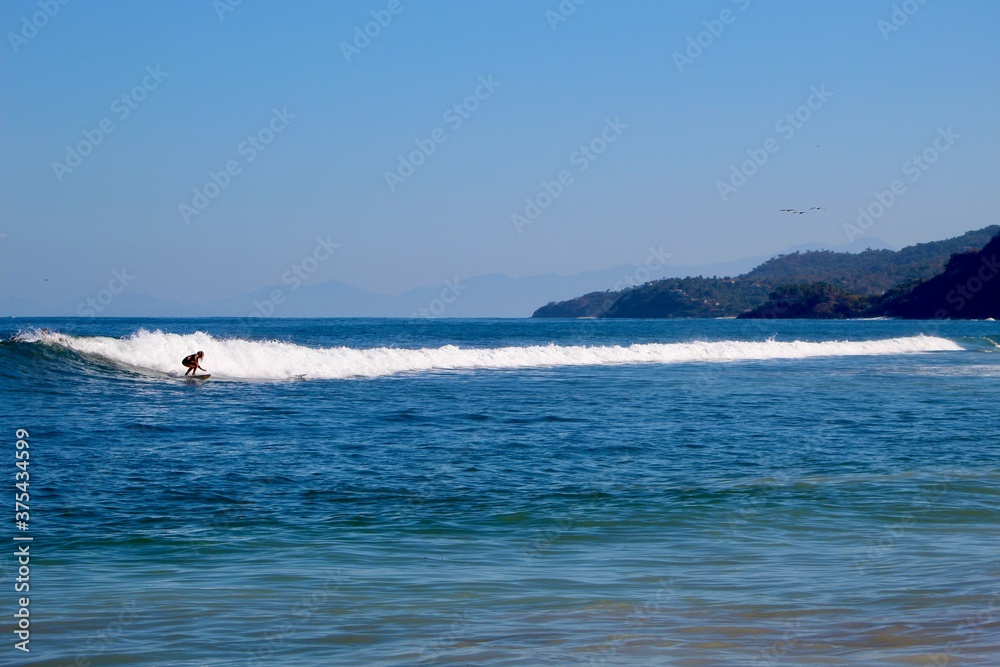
[880, 233, 1000, 319]
[603, 278, 770, 318]
[532, 226, 999, 319]
[738, 283, 876, 319]
[533, 291, 620, 318]
[744, 227, 997, 293]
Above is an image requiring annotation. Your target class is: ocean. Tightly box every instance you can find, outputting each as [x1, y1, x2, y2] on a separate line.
[2, 317, 999, 666]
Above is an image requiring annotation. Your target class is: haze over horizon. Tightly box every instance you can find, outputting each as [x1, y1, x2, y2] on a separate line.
[2, 0, 999, 311]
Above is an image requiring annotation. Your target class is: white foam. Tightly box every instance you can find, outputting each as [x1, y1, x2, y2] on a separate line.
[22, 330, 964, 381]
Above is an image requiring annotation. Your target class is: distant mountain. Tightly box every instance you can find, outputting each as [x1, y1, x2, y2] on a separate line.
[1, 267, 685, 319]
[1, 232, 984, 320]
[1, 245, 849, 319]
[533, 226, 999, 319]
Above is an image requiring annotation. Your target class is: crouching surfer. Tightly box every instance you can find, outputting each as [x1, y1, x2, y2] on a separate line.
[182, 351, 207, 377]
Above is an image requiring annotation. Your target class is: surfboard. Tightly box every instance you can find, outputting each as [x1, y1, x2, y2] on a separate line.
[186, 374, 211, 380]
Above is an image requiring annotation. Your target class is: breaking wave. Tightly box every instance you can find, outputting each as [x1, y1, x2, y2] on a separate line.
[10, 329, 966, 381]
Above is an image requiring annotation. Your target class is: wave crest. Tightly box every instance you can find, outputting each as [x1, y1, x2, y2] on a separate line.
[15, 329, 965, 381]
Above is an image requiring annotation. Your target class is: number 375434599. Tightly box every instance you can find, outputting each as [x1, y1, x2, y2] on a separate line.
[15, 430, 29, 523]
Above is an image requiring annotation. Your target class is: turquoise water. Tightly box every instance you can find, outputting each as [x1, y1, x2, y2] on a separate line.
[2, 318, 999, 666]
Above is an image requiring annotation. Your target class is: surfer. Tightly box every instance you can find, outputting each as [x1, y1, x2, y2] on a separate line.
[182, 351, 207, 377]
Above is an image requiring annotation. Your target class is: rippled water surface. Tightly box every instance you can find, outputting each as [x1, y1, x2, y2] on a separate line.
[3, 318, 999, 666]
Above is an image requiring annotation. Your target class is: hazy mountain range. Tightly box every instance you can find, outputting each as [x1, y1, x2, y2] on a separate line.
[1, 237, 894, 319]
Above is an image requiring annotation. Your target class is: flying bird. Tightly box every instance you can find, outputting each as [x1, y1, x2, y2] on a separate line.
[781, 207, 824, 215]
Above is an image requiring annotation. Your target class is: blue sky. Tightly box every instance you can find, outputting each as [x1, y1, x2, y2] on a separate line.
[2, 0, 998, 306]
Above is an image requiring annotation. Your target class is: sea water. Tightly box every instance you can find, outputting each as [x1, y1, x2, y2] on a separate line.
[2, 318, 998, 666]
